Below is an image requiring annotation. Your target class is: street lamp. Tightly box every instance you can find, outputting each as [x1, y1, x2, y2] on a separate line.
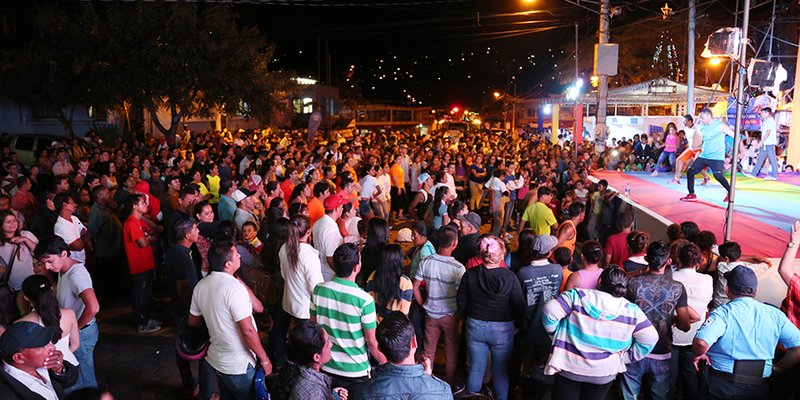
[493, 91, 501, 99]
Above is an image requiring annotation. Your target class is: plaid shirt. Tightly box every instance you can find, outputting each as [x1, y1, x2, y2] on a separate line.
[290, 366, 335, 400]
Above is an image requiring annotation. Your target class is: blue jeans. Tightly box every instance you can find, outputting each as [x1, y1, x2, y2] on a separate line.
[752, 145, 778, 178]
[656, 150, 677, 172]
[70, 320, 99, 392]
[621, 357, 671, 400]
[465, 318, 515, 400]
[215, 363, 255, 400]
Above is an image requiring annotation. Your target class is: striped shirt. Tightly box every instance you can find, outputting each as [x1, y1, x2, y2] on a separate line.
[311, 277, 378, 378]
[542, 289, 658, 378]
[414, 254, 465, 318]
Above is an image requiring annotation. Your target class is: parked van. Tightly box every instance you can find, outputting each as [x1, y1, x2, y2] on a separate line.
[4, 134, 64, 166]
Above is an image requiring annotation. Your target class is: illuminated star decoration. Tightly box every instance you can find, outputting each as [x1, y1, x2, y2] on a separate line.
[661, 3, 672, 20]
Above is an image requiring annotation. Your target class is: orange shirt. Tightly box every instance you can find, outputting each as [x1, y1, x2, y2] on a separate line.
[308, 197, 325, 226]
[390, 163, 405, 188]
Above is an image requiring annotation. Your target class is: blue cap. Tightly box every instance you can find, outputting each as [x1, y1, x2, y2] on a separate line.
[418, 173, 432, 185]
[724, 265, 758, 296]
[0, 322, 57, 356]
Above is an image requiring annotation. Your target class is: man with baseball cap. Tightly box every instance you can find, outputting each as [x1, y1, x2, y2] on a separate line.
[232, 188, 258, 235]
[312, 194, 348, 281]
[0, 322, 78, 398]
[693, 265, 800, 399]
[514, 234, 562, 391]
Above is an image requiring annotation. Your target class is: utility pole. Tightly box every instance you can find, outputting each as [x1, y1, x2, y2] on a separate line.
[575, 21, 580, 160]
[687, 0, 696, 115]
[725, 0, 751, 242]
[596, 0, 610, 140]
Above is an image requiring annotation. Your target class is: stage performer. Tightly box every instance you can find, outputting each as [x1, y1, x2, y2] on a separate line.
[669, 114, 710, 185]
[680, 108, 734, 202]
[747, 107, 779, 180]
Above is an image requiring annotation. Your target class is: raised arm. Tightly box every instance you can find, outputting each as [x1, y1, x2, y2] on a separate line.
[778, 221, 800, 287]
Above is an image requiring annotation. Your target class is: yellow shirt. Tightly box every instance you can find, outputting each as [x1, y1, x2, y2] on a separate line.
[206, 175, 221, 204]
[522, 202, 557, 235]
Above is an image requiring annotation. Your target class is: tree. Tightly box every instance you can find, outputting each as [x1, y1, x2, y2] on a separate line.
[0, 5, 112, 136]
[0, 3, 294, 143]
[98, 3, 294, 144]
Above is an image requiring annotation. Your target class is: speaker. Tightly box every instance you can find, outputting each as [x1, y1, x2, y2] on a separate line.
[748, 59, 777, 88]
[594, 43, 619, 76]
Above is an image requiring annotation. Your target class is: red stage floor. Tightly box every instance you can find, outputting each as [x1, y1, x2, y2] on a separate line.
[592, 170, 797, 259]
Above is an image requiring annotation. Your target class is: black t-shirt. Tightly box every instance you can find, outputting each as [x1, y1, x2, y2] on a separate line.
[453, 233, 480, 266]
[517, 262, 563, 345]
[164, 243, 200, 317]
[457, 265, 525, 322]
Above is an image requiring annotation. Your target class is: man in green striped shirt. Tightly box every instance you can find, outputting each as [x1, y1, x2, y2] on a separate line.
[311, 242, 387, 390]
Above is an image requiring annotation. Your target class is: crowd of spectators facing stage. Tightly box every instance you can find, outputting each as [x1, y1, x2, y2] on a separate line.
[0, 123, 796, 400]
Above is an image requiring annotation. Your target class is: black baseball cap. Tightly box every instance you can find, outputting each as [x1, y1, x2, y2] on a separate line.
[0, 322, 57, 356]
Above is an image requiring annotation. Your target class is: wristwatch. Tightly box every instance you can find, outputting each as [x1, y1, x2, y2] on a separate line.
[788, 242, 798, 248]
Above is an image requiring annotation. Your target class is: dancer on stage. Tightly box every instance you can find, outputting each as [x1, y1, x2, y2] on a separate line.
[680, 108, 735, 202]
[668, 114, 710, 185]
[746, 107, 779, 180]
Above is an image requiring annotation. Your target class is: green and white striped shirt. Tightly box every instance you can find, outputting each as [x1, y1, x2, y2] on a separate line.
[311, 277, 378, 378]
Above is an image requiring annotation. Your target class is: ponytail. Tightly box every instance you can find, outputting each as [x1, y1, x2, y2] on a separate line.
[286, 215, 311, 271]
[21, 275, 63, 339]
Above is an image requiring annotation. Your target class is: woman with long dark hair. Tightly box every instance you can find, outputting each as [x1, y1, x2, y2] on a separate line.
[432, 186, 451, 229]
[0, 210, 38, 293]
[194, 200, 217, 276]
[357, 218, 389, 286]
[17, 274, 80, 367]
[509, 229, 536, 273]
[271, 215, 322, 368]
[289, 183, 311, 206]
[280, 215, 322, 324]
[365, 244, 413, 319]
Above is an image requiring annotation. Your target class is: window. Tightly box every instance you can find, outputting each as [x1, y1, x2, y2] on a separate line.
[14, 137, 35, 152]
[292, 98, 314, 114]
[392, 110, 412, 121]
[31, 105, 60, 120]
[87, 106, 107, 121]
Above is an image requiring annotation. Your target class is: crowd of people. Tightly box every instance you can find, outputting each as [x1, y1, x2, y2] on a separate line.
[0, 108, 797, 400]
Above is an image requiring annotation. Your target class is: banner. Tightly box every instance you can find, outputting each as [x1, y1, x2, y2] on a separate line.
[725, 93, 775, 131]
[306, 111, 322, 144]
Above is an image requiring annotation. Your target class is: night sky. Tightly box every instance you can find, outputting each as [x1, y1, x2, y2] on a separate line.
[240, 0, 785, 108]
[3, 0, 795, 109]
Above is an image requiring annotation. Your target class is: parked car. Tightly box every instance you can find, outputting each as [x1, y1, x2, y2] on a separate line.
[4, 134, 65, 166]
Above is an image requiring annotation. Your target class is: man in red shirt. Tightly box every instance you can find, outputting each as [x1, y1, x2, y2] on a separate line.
[604, 211, 634, 266]
[123, 193, 162, 334]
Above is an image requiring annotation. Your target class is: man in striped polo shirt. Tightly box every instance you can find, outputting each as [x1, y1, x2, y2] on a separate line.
[311, 242, 387, 391]
[413, 226, 465, 388]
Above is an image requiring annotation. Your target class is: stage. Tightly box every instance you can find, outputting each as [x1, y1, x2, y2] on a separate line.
[590, 170, 800, 259]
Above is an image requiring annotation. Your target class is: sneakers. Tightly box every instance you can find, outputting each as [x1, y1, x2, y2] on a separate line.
[667, 178, 680, 184]
[765, 176, 777, 181]
[137, 320, 163, 334]
[679, 194, 698, 202]
[700, 176, 711, 186]
[651, 171, 658, 177]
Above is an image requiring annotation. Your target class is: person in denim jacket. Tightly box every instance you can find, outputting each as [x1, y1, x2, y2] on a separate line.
[359, 312, 452, 400]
